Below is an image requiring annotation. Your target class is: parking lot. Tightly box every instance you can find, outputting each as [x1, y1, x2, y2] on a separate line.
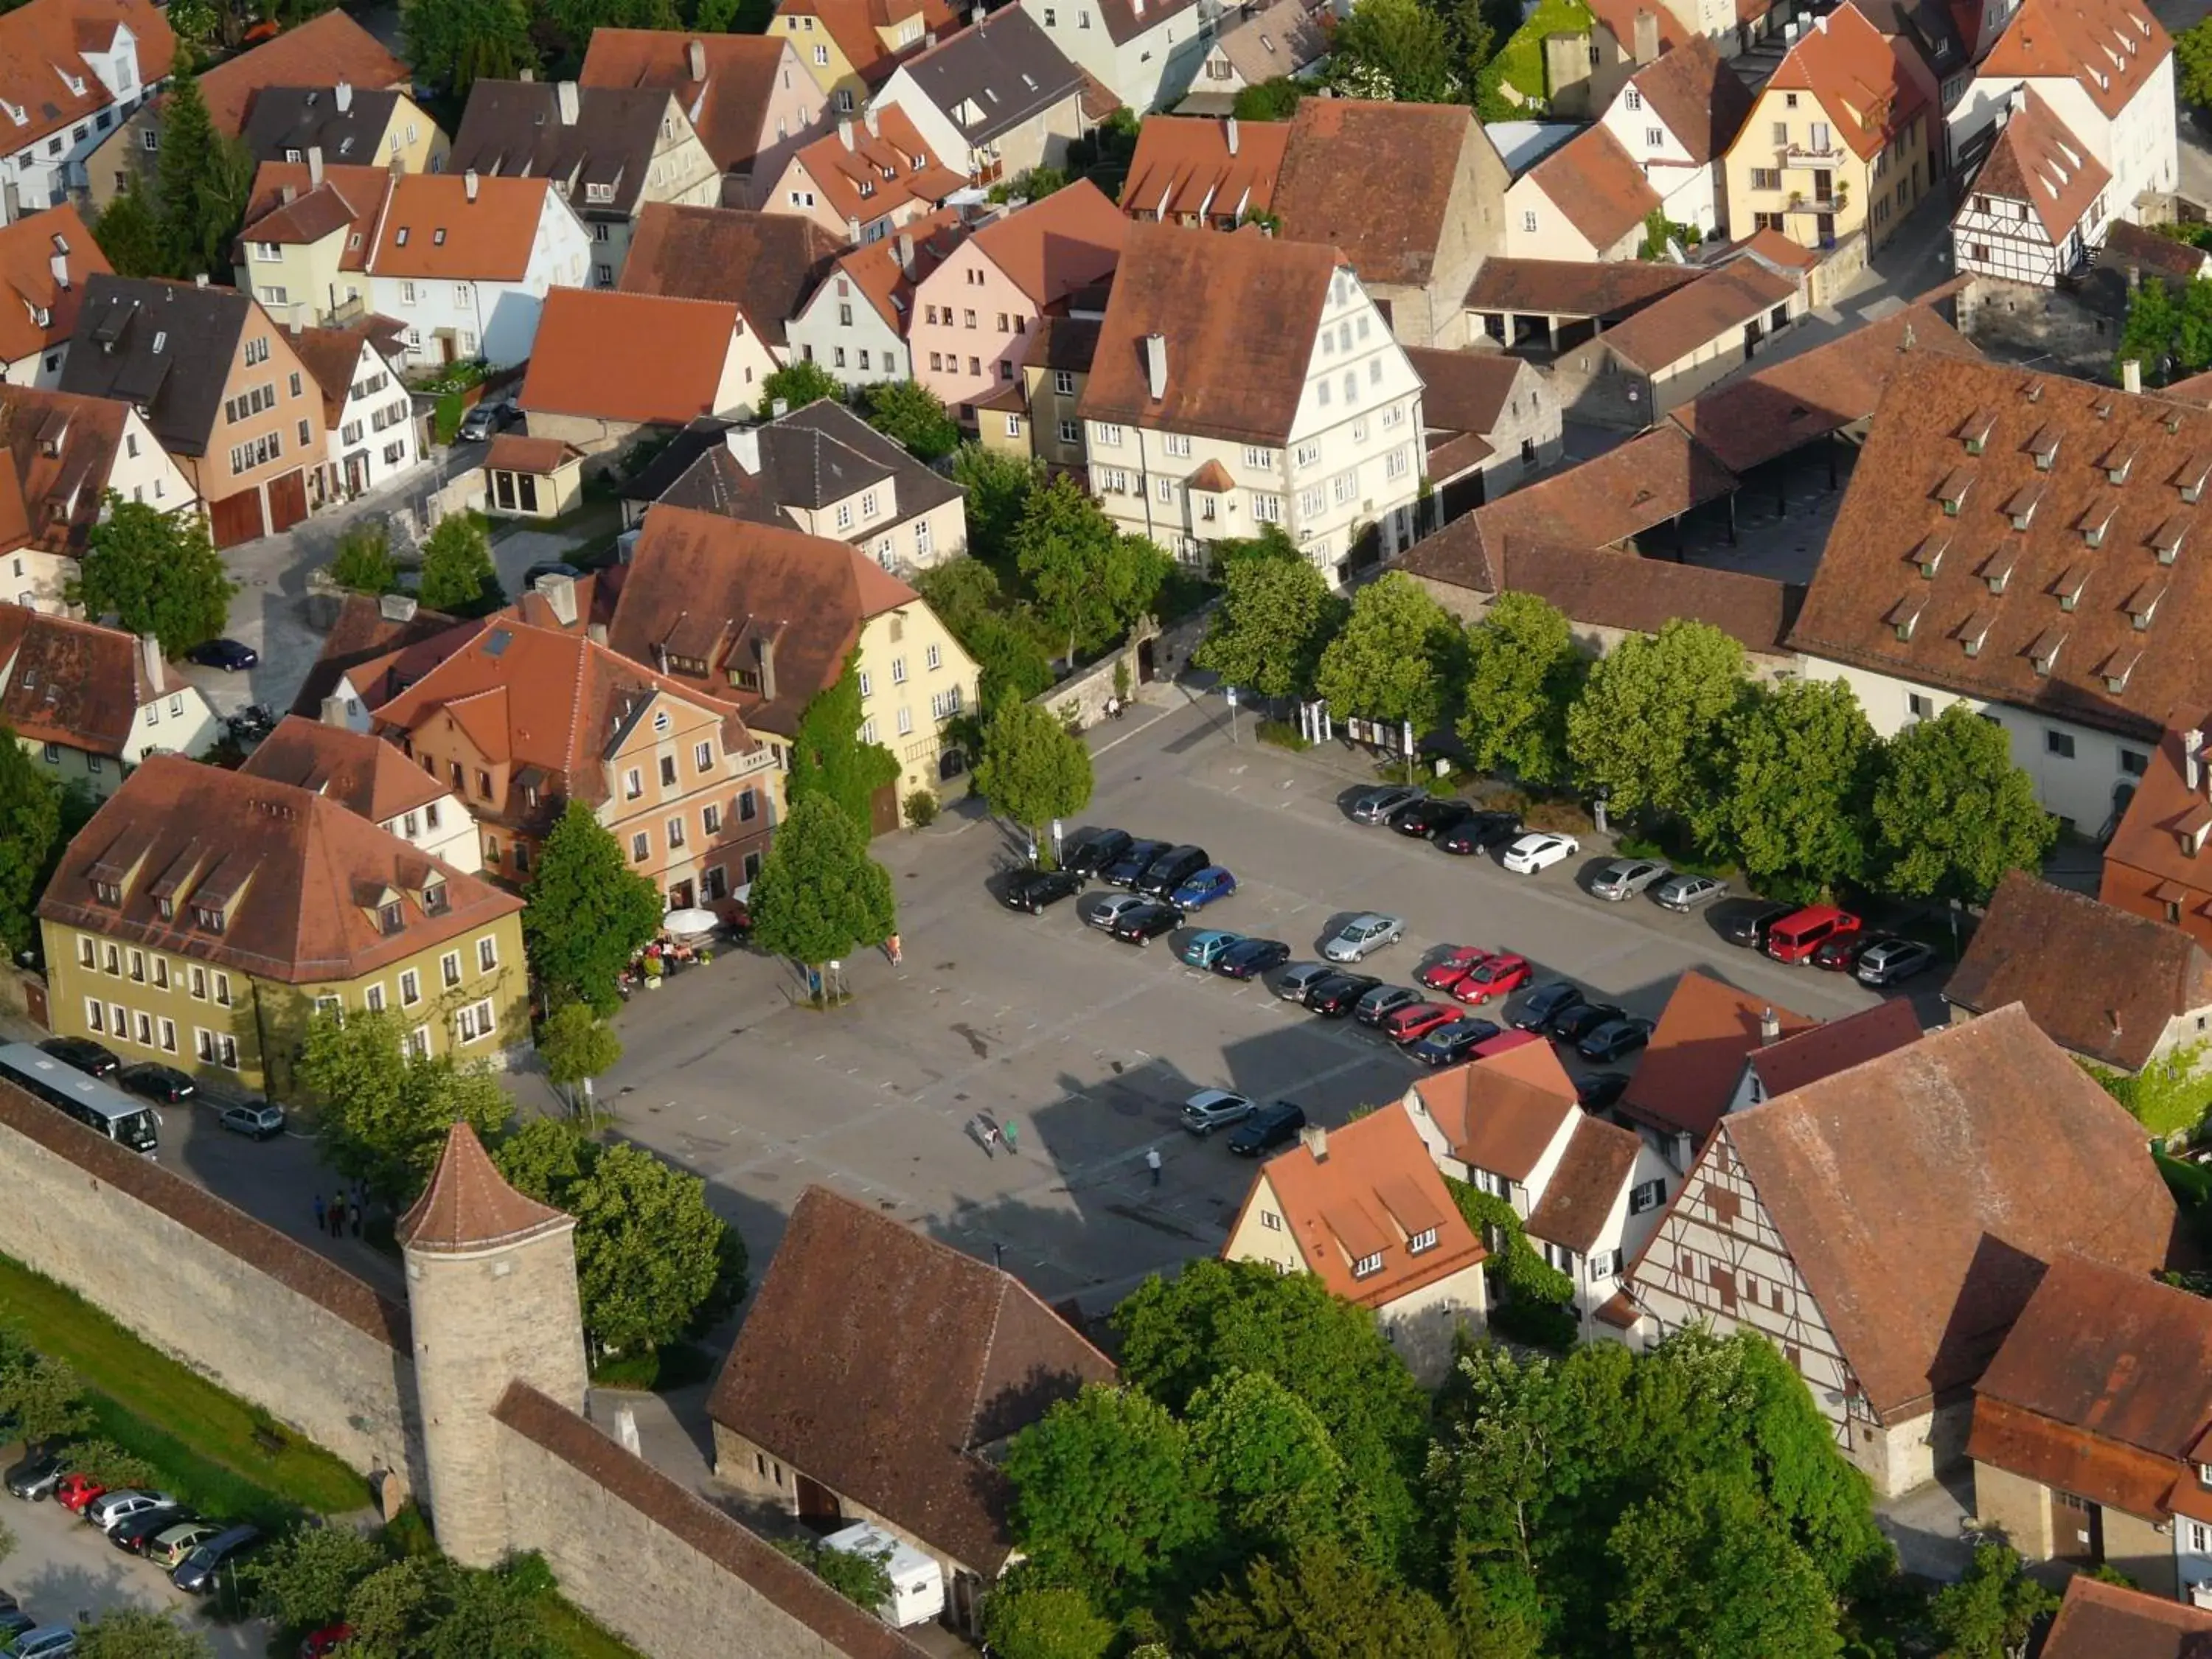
[599, 698, 1901, 1312]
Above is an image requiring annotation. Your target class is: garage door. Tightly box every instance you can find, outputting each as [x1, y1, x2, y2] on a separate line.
[265, 467, 308, 534]
[207, 489, 265, 549]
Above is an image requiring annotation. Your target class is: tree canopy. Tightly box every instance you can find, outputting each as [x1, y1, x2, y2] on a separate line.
[152, 68, 253, 279]
[296, 1009, 515, 1201]
[2182, 16, 2212, 110]
[1194, 544, 1345, 704]
[1693, 678, 1878, 899]
[0, 727, 59, 957]
[1313, 572, 1461, 735]
[759, 361, 843, 419]
[1457, 591, 1585, 785]
[1012, 478, 1169, 661]
[913, 557, 1056, 716]
[747, 791, 896, 978]
[1870, 703, 2056, 905]
[862, 379, 962, 462]
[415, 513, 501, 616]
[523, 800, 666, 1015]
[401, 0, 534, 93]
[787, 650, 902, 836]
[950, 443, 1041, 568]
[973, 698, 1094, 852]
[1565, 618, 1747, 821]
[68, 497, 235, 655]
[1329, 0, 1461, 101]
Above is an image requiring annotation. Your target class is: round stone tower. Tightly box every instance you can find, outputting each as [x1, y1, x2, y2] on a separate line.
[399, 1121, 589, 1568]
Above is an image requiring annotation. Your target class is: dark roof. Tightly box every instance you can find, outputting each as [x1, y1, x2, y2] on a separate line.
[239, 84, 403, 168]
[449, 80, 673, 219]
[1947, 869, 2212, 1071]
[1599, 263, 1800, 375]
[2039, 1574, 2212, 1659]
[193, 11, 409, 136]
[1747, 999, 1924, 1100]
[706, 1186, 1115, 1573]
[2104, 219, 2211, 284]
[642, 401, 961, 526]
[1089, 0, 1204, 45]
[1029, 315, 1099, 373]
[58, 275, 251, 456]
[619, 415, 735, 502]
[619, 204, 844, 347]
[891, 8, 1085, 145]
[1498, 543, 1801, 655]
[290, 592, 465, 720]
[1465, 257, 1703, 318]
[1403, 347, 1526, 437]
[1627, 35, 1753, 164]
[1274, 99, 1487, 290]
[1524, 1114, 1641, 1255]
[577, 30, 797, 173]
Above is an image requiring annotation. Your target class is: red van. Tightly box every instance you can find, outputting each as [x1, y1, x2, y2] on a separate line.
[1764, 905, 1860, 964]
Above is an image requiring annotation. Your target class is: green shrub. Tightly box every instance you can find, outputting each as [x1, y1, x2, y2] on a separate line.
[903, 787, 940, 828]
[1254, 719, 1310, 751]
[432, 392, 465, 445]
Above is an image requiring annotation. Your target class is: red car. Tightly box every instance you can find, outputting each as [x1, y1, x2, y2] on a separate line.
[1383, 1001, 1461, 1043]
[1453, 953, 1531, 1004]
[301, 1627, 352, 1658]
[1418, 946, 1490, 993]
[55, 1472, 106, 1513]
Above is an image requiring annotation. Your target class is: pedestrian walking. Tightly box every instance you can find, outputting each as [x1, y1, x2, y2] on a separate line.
[350, 1201, 364, 1239]
[1003, 1118, 1018, 1154]
[1146, 1147, 1163, 1188]
[328, 1196, 347, 1239]
[311, 1193, 326, 1232]
[886, 932, 903, 966]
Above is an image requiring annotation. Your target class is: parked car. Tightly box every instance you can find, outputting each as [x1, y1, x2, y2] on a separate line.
[1501, 832, 1578, 874]
[1419, 945, 1490, 993]
[1181, 1088, 1259, 1136]
[220, 1103, 287, 1140]
[1062, 827, 1133, 877]
[6, 1627, 75, 1658]
[116, 1062, 195, 1103]
[1304, 973, 1380, 1017]
[1391, 798, 1475, 840]
[173, 1523, 262, 1593]
[1101, 838, 1172, 888]
[1108, 902, 1181, 945]
[1168, 866, 1237, 912]
[1514, 981, 1585, 1032]
[0, 1612, 31, 1644]
[1349, 785, 1424, 824]
[1765, 905, 1860, 965]
[457, 397, 520, 442]
[1652, 872, 1728, 911]
[1275, 961, 1337, 1001]
[1180, 929, 1244, 968]
[1548, 1001, 1625, 1043]
[148, 1520, 222, 1568]
[1577, 1017, 1655, 1062]
[1321, 912, 1405, 962]
[1409, 1018, 1502, 1067]
[1589, 858, 1668, 901]
[1576, 1073, 1631, 1110]
[1134, 845, 1211, 900]
[4, 1452, 63, 1500]
[1227, 1100, 1308, 1155]
[300, 1627, 354, 1659]
[1453, 953, 1531, 1005]
[1383, 1001, 1461, 1044]
[521, 560, 581, 589]
[1856, 938, 1935, 986]
[1002, 869, 1084, 914]
[1354, 985, 1422, 1026]
[86, 1489, 175, 1534]
[186, 638, 258, 672]
[1088, 893, 1154, 933]
[37, 1037, 118, 1077]
[1214, 938, 1290, 979]
[1717, 899, 1796, 950]
[1812, 931, 1883, 971]
[111, 1503, 193, 1554]
[52, 1472, 105, 1514]
[1436, 811, 1520, 855]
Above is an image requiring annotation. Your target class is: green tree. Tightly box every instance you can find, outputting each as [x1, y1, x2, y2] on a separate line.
[1565, 618, 1747, 822]
[328, 523, 400, 594]
[950, 443, 1040, 568]
[1012, 478, 1169, 661]
[861, 378, 962, 462]
[415, 513, 501, 616]
[788, 651, 902, 836]
[1608, 1472, 1845, 1659]
[566, 1142, 744, 1354]
[748, 792, 896, 990]
[2116, 274, 2180, 383]
[2181, 276, 2212, 373]
[0, 728, 58, 956]
[1186, 1368, 1356, 1557]
[247, 1522, 386, 1628]
[1186, 1537, 1456, 1658]
[154, 68, 253, 277]
[2180, 15, 2212, 110]
[0, 1349, 88, 1447]
[422, 1568, 542, 1659]
[979, 1576, 1117, 1659]
[1443, 0, 1499, 92]
[913, 557, 1056, 714]
[0, 1508, 11, 1571]
[91, 181, 170, 278]
[72, 1610, 211, 1659]
[67, 497, 235, 655]
[296, 1008, 515, 1201]
[758, 361, 843, 418]
[402, 0, 535, 94]
[67, 1439, 159, 1490]
[1697, 678, 1878, 897]
[1929, 1540, 2059, 1659]
[1231, 78, 1305, 119]
[1458, 591, 1585, 785]
[1871, 703, 2055, 905]
[493, 1115, 593, 1199]
[1329, 0, 1461, 101]
[1312, 571, 1461, 734]
[523, 799, 666, 1015]
[972, 698, 1093, 858]
[773, 1534, 895, 1611]
[536, 1000, 623, 1102]
[344, 1557, 437, 1658]
[1194, 549, 1346, 703]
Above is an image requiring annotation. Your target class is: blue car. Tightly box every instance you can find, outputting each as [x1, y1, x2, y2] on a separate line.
[1169, 866, 1237, 912]
[1180, 929, 1244, 968]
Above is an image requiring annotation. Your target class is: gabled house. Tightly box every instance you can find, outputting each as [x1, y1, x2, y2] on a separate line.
[287, 316, 421, 502]
[449, 80, 723, 289]
[1949, 868, 2212, 1076]
[1116, 113, 1286, 229]
[1952, 88, 2110, 286]
[0, 206, 106, 386]
[60, 274, 331, 546]
[871, 7, 1091, 187]
[1223, 1107, 1489, 1382]
[1615, 970, 1815, 1166]
[768, 0, 958, 111]
[1525, 1113, 1673, 1341]
[0, 0, 172, 221]
[1017, 0, 1214, 113]
[580, 30, 832, 202]
[1273, 99, 1509, 349]
[233, 157, 394, 330]
[1400, 345, 1562, 521]
[760, 106, 964, 244]
[240, 82, 446, 175]
[1079, 220, 1425, 582]
[1623, 1006, 2187, 1497]
[2041, 1575, 2212, 1654]
[785, 206, 963, 388]
[288, 591, 465, 726]
[619, 202, 846, 370]
[1598, 35, 1756, 237]
[36, 752, 527, 1093]
[979, 312, 1096, 474]
[908, 179, 1125, 415]
[1577, 257, 1806, 423]
[707, 1185, 1116, 1635]
[238, 714, 479, 872]
[0, 606, 216, 790]
[1192, 0, 1327, 97]
[1969, 1254, 2212, 1600]
[1506, 121, 1661, 262]
[2104, 722, 2212, 953]
[362, 172, 594, 369]
[1539, 0, 1682, 120]
[0, 383, 195, 607]
[1734, 997, 1924, 1107]
[518, 288, 773, 459]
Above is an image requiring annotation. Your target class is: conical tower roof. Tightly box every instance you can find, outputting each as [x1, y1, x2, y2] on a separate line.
[398, 1121, 571, 1256]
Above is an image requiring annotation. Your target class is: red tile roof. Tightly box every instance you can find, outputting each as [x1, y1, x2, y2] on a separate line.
[0, 0, 173, 153]
[0, 205, 104, 368]
[1978, 0, 2168, 123]
[239, 160, 392, 264]
[1626, 35, 1753, 164]
[1526, 125, 1661, 254]
[1402, 347, 1528, 439]
[1118, 114, 1288, 225]
[1599, 262, 1798, 375]
[238, 714, 449, 825]
[967, 178, 1127, 307]
[195, 10, 408, 136]
[1274, 99, 1485, 290]
[822, 205, 964, 333]
[290, 593, 465, 720]
[2104, 720, 2212, 916]
[484, 433, 580, 475]
[1407, 1045, 1578, 1182]
[1524, 1113, 1641, 1255]
[1746, 998, 1923, 1099]
[785, 108, 963, 230]
[1464, 257, 1703, 318]
[579, 29, 805, 173]
[1618, 970, 1815, 1143]
[620, 203, 844, 348]
[520, 288, 745, 426]
[0, 385, 136, 557]
[285, 317, 392, 428]
[1966, 88, 2110, 242]
[773, 0, 958, 88]
[2039, 1573, 2212, 1659]
[1763, 5, 1929, 159]
[400, 1122, 572, 1253]
[369, 173, 556, 282]
[0, 604, 186, 754]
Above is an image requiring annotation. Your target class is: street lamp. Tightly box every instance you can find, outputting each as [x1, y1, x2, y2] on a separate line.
[1225, 686, 1240, 745]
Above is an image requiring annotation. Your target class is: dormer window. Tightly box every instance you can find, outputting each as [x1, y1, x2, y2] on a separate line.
[2127, 579, 2166, 630]
[2155, 515, 2191, 565]
[1352, 1251, 1384, 1278]
[2101, 647, 2141, 694]
[729, 667, 762, 691]
[1981, 547, 2017, 594]
[2079, 502, 2117, 547]
[156, 897, 172, 920]
[2198, 1461, 2212, 1489]
[1408, 1227, 1438, 1253]
[91, 879, 120, 906]
[2028, 627, 2065, 677]
[1888, 593, 1926, 641]
[2053, 564, 2088, 611]
[2104, 444, 2136, 483]
[422, 879, 449, 917]
[1912, 535, 1947, 578]
[192, 904, 225, 933]
[1959, 608, 1994, 657]
[378, 900, 405, 935]
[2180, 456, 2212, 502]
[2026, 425, 2060, 470]
[1959, 411, 1995, 453]
[1936, 467, 1974, 515]
[2004, 482, 2043, 530]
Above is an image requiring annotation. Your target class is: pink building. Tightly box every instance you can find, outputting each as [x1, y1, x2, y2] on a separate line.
[908, 179, 1127, 419]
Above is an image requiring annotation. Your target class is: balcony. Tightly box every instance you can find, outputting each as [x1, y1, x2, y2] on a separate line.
[1781, 140, 1848, 164]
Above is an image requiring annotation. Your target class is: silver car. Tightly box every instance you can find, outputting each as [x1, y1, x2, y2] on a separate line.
[1652, 872, 1728, 911]
[1088, 893, 1152, 933]
[1350, 785, 1424, 824]
[1276, 961, 1337, 1001]
[85, 1489, 175, 1533]
[1181, 1088, 1258, 1135]
[1323, 913, 1405, 962]
[1590, 858, 1669, 901]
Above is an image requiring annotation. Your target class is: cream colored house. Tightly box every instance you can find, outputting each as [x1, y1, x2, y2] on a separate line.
[0, 609, 218, 792]
[232, 159, 392, 330]
[239, 714, 481, 872]
[0, 384, 195, 611]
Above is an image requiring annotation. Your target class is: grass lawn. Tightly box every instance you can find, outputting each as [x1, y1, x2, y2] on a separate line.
[0, 1251, 369, 1517]
[1494, 0, 1596, 101]
[540, 1596, 653, 1659]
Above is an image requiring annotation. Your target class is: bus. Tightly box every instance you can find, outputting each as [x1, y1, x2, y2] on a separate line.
[0, 1043, 159, 1157]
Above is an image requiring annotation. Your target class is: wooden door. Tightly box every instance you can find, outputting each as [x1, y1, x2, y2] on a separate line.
[869, 781, 900, 838]
[266, 468, 309, 534]
[793, 1472, 841, 1526]
[207, 488, 266, 549]
[2053, 1490, 2103, 1566]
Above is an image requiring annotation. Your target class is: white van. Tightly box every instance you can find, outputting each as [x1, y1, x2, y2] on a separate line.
[821, 1521, 945, 1629]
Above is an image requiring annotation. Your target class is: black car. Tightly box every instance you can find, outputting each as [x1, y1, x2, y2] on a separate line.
[1214, 937, 1290, 979]
[1514, 981, 1585, 1032]
[1002, 869, 1083, 914]
[1304, 972, 1380, 1017]
[173, 1523, 262, 1593]
[38, 1036, 120, 1077]
[1576, 1073, 1631, 1110]
[1063, 827, 1132, 877]
[1409, 1018, 1501, 1066]
[1102, 838, 1172, 888]
[1134, 844, 1211, 899]
[0, 1609, 31, 1642]
[1108, 902, 1182, 945]
[1354, 985, 1422, 1026]
[116, 1062, 195, 1104]
[1578, 1017, 1655, 1062]
[1548, 1001, 1624, 1043]
[1391, 798, 1475, 839]
[521, 560, 582, 588]
[1436, 811, 1522, 855]
[1228, 1100, 1308, 1156]
[1717, 900, 1795, 949]
[110, 1504, 192, 1554]
[186, 638, 258, 672]
[5, 1450, 63, 1498]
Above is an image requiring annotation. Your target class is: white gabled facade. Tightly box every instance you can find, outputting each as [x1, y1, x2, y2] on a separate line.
[327, 335, 424, 501]
[367, 183, 594, 370]
[1018, 0, 1219, 113]
[0, 18, 160, 222]
[1951, 177, 2108, 286]
[1523, 1127, 1678, 1340]
[1599, 79, 1722, 234]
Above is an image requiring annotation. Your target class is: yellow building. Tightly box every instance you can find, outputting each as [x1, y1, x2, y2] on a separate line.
[1722, 7, 1933, 258]
[233, 160, 395, 330]
[772, 0, 958, 110]
[37, 754, 529, 1099]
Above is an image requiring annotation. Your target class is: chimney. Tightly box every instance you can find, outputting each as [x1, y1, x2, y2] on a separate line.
[279, 184, 296, 204]
[194, 272, 208, 288]
[895, 232, 914, 274]
[2124, 358, 2143, 395]
[464, 168, 480, 203]
[136, 633, 161, 688]
[47, 246, 66, 290]
[379, 592, 419, 623]
[687, 36, 707, 80]
[520, 64, 535, 81]
[865, 103, 880, 136]
[757, 633, 778, 702]
[535, 571, 578, 627]
[846, 214, 862, 242]
[1298, 1123, 1327, 1161]
[724, 425, 762, 473]
[838, 115, 854, 149]
[1813, 9, 1826, 25]
[557, 80, 581, 126]
[1225, 116, 1239, 156]
[771, 397, 789, 418]
[307, 145, 324, 187]
[335, 80, 352, 114]
[1143, 331, 1167, 400]
[1633, 7, 1660, 63]
[1759, 1005, 1781, 1044]
[320, 693, 350, 727]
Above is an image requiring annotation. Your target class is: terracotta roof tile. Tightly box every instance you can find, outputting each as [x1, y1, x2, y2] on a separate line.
[520, 288, 745, 425]
[399, 1123, 571, 1253]
[1524, 1113, 1641, 1255]
[1402, 347, 1526, 437]
[1599, 263, 1798, 374]
[773, 0, 957, 89]
[967, 178, 1127, 307]
[1119, 114, 1289, 224]
[1763, 5, 1928, 159]
[1408, 1045, 1577, 1181]
[195, 11, 408, 136]
[1967, 1391, 2188, 1522]
[1274, 99, 1485, 290]
[0, 604, 184, 754]
[0, 0, 173, 153]
[1495, 542, 1803, 654]
[785, 107, 963, 229]
[2039, 1573, 2212, 1659]
[1527, 124, 1661, 252]
[1617, 970, 1815, 1142]
[578, 29, 808, 172]
[484, 433, 580, 474]
[1978, 0, 2167, 124]
[1464, 256, 1703, 317]
[369, 173, 557, 283]
[0, 206, 103, 368]
[1746, 998, 1923, 1099]
[239, 160, 392, 265]
[1966, 88, 2110, 243]
[705, 1186, 1115, 1573]
[1624, 35, 1751, 164]
[237, 715, 449, 824]
[829, 205, 963, 333]
[2104, 219, 2210, 283]
[285, 317, 392, 428]
[619, 203, 844, 348]
[0, 384, 133, 557]
[288, 592, 465, 720]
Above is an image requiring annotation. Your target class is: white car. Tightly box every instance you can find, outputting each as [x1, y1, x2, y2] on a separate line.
[1322, 913, 1405, 962]
[1502, 832, 1579, 874]
[1088, 893, 1152, 932]
[85, 1489, 175, 1533]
